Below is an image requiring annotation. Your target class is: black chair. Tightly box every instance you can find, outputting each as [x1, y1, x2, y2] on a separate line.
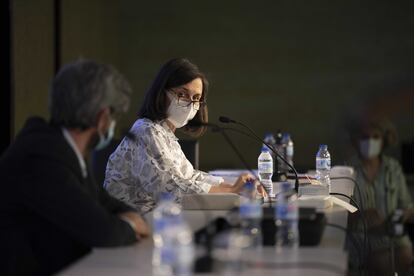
[178, 139, 199, 170]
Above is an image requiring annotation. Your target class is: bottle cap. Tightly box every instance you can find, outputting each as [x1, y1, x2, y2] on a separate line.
[282, 133, 291, 142]
[261, 146, 270, 152]
[319, 144, 328, 150]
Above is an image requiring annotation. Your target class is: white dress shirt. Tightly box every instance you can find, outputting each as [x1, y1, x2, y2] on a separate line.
[62, 128, 88, 178]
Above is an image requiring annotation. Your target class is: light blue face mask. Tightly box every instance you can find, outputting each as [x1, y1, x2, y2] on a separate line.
[95, 120, 116, 151]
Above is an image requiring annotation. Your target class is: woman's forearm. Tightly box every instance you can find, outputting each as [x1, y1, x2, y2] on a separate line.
[208, 183, 234, 193]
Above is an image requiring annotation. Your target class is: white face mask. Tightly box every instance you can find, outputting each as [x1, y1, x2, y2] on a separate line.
[95, 120, 116, 151]
[166, 93, 198, 128]
[359, 138, 382, 159]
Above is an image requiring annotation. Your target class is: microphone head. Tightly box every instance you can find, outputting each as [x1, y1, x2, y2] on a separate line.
[218, 116, 235, 123]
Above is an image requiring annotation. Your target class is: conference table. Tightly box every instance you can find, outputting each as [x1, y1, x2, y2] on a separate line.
[60, 169, 355, 276]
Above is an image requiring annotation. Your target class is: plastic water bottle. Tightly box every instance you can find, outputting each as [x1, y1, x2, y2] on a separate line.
[239, 180, 263, 249]
[173, 223, 195, 276]
[275, 182, 299, 249]
[153, 193, 195, 276]
[280, 133, 294, 173]
[258, 146, 273, 197]
[315, 144, 331, 196]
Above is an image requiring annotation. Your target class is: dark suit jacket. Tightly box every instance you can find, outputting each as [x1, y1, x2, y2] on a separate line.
[0, 117, 137, 275]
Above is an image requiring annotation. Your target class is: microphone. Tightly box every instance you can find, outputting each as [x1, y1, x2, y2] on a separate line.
[217, 116, 236, 124]
[187, 120, 272, 200]
[186, 120, 269, 273]
[187, 121, 221, 132]
[187, 121, 252, 137]
[218, 116, 300, 193]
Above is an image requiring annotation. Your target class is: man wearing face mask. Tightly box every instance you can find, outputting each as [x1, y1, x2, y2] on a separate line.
[347, 116, 414, 276]
[104, 58, 254, 215]
[0, 60, 149, 276]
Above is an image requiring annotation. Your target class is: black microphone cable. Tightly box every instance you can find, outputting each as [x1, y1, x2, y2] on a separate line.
[218, 116, 300, 193]
[331, 176, 364, 212]
[330, 192, 368, 275]
[330, 176, 369, 274]
[325, 223, 363, 269]
[187, 121, 274, 206]
[218, 118, 368, 273]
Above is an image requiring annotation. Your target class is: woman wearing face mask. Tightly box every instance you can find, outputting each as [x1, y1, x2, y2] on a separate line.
[347, 117, 413, 276]
[103, 58, 254, 214]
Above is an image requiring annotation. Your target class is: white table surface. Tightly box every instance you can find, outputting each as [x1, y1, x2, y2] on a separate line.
[60, 176, 355, 276]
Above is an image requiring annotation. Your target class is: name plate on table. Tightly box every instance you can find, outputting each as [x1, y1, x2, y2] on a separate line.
[182, 193, 241, 210]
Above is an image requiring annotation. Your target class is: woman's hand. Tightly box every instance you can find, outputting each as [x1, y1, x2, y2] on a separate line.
[208, 173, 255, 194]
[256, 181, 267, 198]
[230, 173, 255, 193]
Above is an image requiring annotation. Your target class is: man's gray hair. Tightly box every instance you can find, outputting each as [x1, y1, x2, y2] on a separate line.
[49, 59, 132, 129]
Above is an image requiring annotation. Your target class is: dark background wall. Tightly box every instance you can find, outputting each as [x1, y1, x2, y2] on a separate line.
[1, 0, 12, 154]
[12, 0, 54, 136]
[11, 0, 414, 171]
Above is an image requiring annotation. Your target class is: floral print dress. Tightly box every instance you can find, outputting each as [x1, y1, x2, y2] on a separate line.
[104, 118, 223, 214]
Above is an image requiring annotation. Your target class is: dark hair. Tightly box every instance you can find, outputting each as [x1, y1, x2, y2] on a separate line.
[138, 58, 208, 137]
[50, 59, 131, 129]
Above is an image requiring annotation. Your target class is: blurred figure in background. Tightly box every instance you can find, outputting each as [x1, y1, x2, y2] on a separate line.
[347, 115, 414, 276]
[0, 60, 149, 276]
[104, 58, 254, 214]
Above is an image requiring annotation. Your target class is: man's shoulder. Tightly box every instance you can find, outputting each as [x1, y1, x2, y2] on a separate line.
[15, 117, 63, 145]
[1, 117, 79, 177]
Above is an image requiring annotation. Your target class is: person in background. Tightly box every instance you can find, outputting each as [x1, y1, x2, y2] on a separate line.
[104, 58, 254, 214]
[0, 60, 149, 276]
[347, 116, 413, 276]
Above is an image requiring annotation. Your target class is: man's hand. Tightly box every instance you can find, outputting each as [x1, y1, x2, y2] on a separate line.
[119, 212, 150, 239]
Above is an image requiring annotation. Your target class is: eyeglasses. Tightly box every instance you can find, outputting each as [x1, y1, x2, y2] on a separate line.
[168, 90, 205, 111]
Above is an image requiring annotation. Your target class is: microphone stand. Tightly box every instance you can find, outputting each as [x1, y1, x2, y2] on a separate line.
[219, 117, 300, 193]
[197, 122, 272, 204]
